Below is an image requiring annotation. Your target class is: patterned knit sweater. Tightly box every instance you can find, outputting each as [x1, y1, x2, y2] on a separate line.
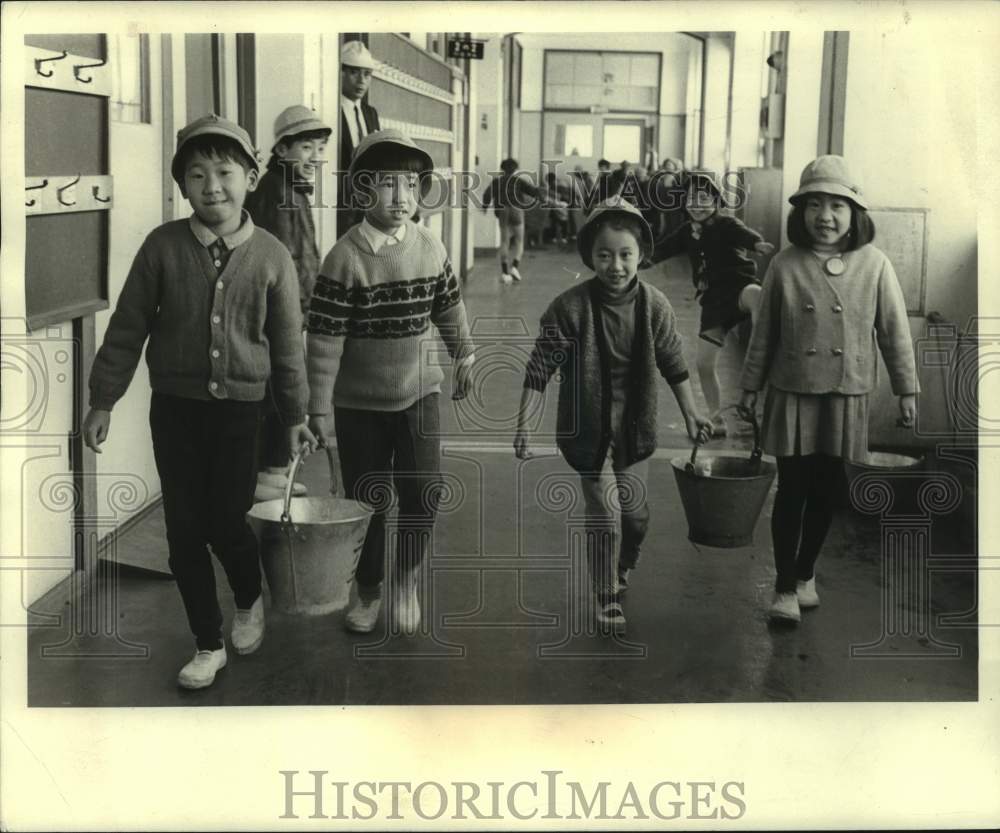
[306, 221, 473, 413]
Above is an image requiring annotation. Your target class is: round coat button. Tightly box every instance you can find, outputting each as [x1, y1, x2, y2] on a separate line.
[212, 315, 221, 324]
[832, 348, 843, 356]
[806, 347, 818, 355]
[213, 259, 222, 268]
[833, 304, 843, 313]
[804, 304, 815, 312]
[209, 381, 218, 390]
[216, 280, 224, 290]
[211, 349, 220, 358]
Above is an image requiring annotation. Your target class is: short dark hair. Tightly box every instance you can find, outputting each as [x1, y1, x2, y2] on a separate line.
[591, 214, 650, 261]
[173, 134, 255, 184]
[349, 143, 430, 208]
[267, 128, 332, 171]
[786, 197, 876, 251]
[499, 157, 518, 175]
[598, 158, 610, 169]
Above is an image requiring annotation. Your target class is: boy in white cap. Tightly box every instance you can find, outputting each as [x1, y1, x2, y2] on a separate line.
[246, 105, 332, 500]
[83, 114, 315, 689]
[307, 129, 475, 636]
[339, 39, 381, 236]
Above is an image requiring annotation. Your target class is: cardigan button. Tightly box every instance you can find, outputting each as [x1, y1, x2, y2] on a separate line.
[211, 349, 220, 358]
[806, 347, 818, 355]
[831, 347, 843, 356]
[209, 381, 218, 391]
[804, 303, 815, 312]
[212, 315, 221, 324]
[216, 280, 224, 290]
[832, 304, 843, 313]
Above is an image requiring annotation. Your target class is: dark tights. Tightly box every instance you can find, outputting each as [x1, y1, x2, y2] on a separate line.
[771, 454, 842, 593]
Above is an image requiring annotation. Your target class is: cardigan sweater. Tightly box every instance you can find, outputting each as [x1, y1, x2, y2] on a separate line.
[89, 217, 308, 423]
[739, 244, 919, 396]
[650, 214, 762, 295]
[306, 220, 473, 413]
[523, 277, 690, 472]
[245, 166, 320, 316]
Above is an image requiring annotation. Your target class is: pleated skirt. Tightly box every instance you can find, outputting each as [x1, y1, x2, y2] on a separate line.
[761, 386, 870, 462]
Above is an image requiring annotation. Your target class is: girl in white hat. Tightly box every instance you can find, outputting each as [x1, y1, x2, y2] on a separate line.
[738, 155, 919, 624]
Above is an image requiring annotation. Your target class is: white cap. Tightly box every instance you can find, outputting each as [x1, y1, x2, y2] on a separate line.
[341, 40, 376, 70]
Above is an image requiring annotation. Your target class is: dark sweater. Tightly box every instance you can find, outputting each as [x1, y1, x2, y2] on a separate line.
[650, 214, 763, 298]
[89, 218, 308, 424]
[245, 166, 320, 317]
[523, 277, 689, 472]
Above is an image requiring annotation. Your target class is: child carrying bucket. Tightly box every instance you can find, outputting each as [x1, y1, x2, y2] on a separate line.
[738, 155, 918, 624]
[514, 198, 712, 633]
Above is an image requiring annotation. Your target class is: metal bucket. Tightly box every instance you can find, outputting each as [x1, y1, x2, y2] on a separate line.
[670, 410, 776, 548]
[247, 447, 373, 616]
[843, 447, 926, 514]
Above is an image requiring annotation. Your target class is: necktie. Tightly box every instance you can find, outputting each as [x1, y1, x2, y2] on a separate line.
[354, 104, 365, 142]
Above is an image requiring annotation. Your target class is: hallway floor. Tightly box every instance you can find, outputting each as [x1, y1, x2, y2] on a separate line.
[27, 242, 979, 706]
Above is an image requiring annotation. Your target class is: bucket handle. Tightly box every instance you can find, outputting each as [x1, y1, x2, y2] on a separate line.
[686, 404, 763, 473]
[279, 443, 339, 525]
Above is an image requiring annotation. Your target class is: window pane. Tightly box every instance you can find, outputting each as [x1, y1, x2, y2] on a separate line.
[561, 124, 593, 157]
[603, 124, 641, 163]
[110, 33, 149, 124]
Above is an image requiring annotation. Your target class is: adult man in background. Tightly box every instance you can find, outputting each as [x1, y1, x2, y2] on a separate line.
[338, 40, 381, 236]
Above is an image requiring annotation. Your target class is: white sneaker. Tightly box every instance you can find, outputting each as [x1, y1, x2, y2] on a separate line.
[596, 598, 626, 634]
[500, 273, 513, 285]
[345, 595, 382, 633]
[231, 595, 265, 655]
[257, 472, 307, 495]
[391, 572, 421, 635]
[768, 591, 801, 623]
[177, 647, 227, 689]
[253, 483, 284, 503]
[509, 265, 522, 281]
[796, 578, 820, 609]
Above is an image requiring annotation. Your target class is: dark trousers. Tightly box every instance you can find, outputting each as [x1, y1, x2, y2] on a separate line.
[334, 394, 441, 600]
[150, 393, 262, 650]
[771, 454, 842, 593]
[258, 382, 289, 471]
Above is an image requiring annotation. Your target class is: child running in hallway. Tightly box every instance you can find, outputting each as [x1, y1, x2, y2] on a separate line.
[738, 155, 918, 624]
[307, 129, 475, 636]
[515, 197, 712, 633]
[649, 170, 775, 437]
[481, 157, 540, 284]
[84, 115, 314, 689]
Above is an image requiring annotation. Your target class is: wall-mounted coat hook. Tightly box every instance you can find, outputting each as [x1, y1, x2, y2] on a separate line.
[57, 174, 81, 206]
[92, 184, 111, 203]
[73, 57, 108, 84]
[34, 50, 68, 78]
[25, 179, 49, 207]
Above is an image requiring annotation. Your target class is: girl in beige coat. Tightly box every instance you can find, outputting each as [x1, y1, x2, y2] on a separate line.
[738, 156, 918, 624]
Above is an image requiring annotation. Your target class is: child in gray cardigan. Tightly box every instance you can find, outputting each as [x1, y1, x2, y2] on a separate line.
[515, 199, 711, 633]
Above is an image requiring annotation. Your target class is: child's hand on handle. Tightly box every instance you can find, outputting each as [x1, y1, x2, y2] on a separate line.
[685, 413, 713, 445]
[307, 414, 330, 448]
[737, 390, 758, 420]
[513, 426, 533, 459]
[288, 422, 318, 457]
[83, 408, 110, 454]
[754, 241, 775, 256]
[897, 394, 917, 428]
[452, 354, 475, 401]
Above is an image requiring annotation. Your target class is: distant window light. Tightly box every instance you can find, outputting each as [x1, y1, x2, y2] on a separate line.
[110, 33, 150, 124]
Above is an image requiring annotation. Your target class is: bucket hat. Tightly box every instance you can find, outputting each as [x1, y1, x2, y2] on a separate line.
[171, 113, 259, 184]
[271, 105, 332, 152]
[577, 196, 654, 270]
[789, 154, 868, 209]
[342, 40, 376, 70]
[348, 129, 435, 199]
